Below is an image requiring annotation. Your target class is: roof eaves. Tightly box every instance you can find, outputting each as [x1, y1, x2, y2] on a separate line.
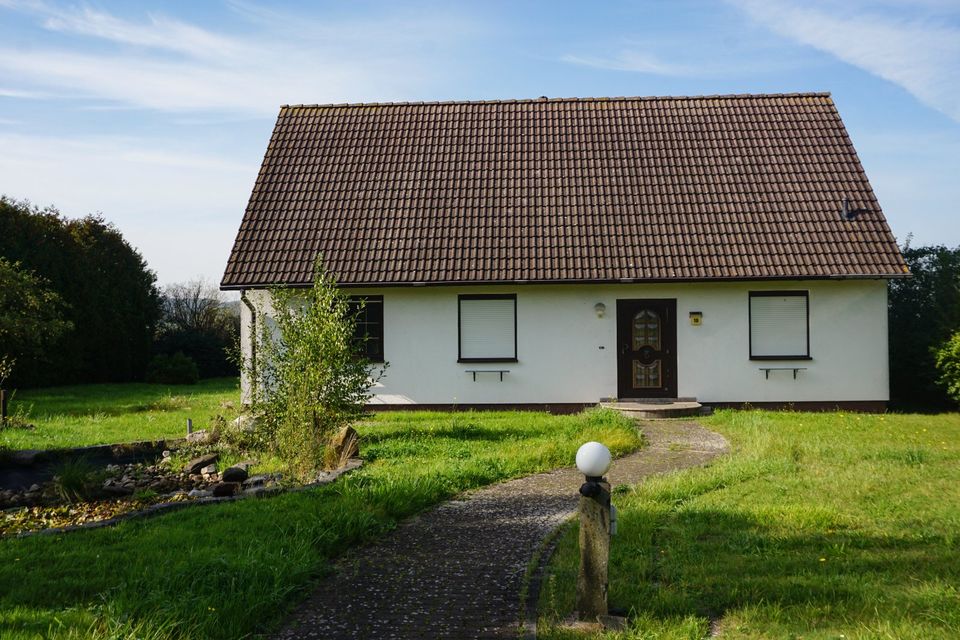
[220, 271, 908, 292]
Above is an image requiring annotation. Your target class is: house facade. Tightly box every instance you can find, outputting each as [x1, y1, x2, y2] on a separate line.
[223, 94, 907, 410]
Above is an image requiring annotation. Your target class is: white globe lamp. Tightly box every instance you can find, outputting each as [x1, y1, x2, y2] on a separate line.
[576, 441, 612, 479]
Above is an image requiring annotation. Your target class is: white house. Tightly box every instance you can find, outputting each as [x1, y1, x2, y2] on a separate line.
[222, 94, 908, 411]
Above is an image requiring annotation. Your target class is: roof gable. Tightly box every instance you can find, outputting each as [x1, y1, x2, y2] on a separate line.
[221, 93, 907, 288]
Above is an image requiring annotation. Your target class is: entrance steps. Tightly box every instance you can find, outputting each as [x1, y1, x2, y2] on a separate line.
[599, 398, 704, 419]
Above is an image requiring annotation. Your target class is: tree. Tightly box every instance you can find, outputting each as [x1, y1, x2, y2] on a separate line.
[0, 197, 161, 386]
[161, 280, 237, 335]
[244, 261, 382, 481]
[155, 280, 239, 378]
[0, 258, 72, 384]
[66, 215, 162, 383]
[888, 242, 960, 409]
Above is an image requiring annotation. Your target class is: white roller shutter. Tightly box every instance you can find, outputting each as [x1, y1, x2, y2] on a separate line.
[750, 293, 809, 358]
[459, 297, 516, 360]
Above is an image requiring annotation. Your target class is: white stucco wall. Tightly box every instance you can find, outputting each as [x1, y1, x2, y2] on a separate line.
[240, 280, 890, 405]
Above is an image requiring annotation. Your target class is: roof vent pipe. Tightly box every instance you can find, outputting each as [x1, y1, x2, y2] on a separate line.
[841, 196, 866, 221]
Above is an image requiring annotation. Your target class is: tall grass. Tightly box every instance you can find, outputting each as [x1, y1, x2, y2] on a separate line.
[52, 458, 103, 503]
[538, 410, 960, 639]
[0, 408, 640, 639]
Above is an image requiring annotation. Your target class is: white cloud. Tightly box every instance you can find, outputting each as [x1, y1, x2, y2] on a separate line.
[730, 0, 960, 122]
[0, 46, 360, 114]
[0, 86, 51, 99]
[0, 2, 480, 114]
[40, 5, 245, 59]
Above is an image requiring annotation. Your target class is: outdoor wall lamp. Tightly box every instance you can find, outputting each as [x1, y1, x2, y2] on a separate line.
[575, 441, 614, 621]
[594, 302, 606, 318]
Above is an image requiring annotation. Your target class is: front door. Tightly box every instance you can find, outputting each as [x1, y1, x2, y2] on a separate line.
[616, 299, 677, 399]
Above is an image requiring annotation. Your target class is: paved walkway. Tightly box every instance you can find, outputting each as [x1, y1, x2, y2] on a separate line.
[273, 421, 729, 640]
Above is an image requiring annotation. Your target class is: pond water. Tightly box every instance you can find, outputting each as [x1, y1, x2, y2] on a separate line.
[0, 443, 166, 491]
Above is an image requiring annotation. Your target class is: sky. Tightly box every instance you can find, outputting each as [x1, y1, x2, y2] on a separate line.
[1, 0, 958, 288]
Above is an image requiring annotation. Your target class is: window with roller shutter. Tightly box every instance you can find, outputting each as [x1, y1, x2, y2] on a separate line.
[458, 294, 517, 362]
[749, 291, 810, 360]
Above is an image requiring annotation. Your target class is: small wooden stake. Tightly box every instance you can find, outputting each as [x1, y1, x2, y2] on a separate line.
[186, 418, 193, 435]
[576, 479, 610, 620]
[0, 389, 7, 422]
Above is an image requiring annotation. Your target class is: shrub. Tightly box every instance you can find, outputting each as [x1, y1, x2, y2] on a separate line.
[244, 260, 383, 482]
[934, 330, 960, 404]
[145, 352, 199, 385]
[154, 329, 237, 378]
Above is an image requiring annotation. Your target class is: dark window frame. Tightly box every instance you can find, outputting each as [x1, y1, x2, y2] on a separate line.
[457, 293, 518, 363]
[348, 295, 384, 363]
[748, 290, 811, 361]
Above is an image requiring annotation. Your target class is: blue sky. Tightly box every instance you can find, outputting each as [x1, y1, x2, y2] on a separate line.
[1, 0, 958, 287]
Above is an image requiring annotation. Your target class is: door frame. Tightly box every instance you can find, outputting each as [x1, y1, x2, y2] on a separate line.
[616, 299, 678, 399]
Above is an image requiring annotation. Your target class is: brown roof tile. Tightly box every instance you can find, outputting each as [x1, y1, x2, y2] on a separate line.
[221, 93, 907, 288]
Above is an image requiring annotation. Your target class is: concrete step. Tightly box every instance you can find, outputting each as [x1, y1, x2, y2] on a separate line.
[600, 399, 703, 419]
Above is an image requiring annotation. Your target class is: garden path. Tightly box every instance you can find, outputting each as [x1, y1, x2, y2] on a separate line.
[273, 420, 728, 639]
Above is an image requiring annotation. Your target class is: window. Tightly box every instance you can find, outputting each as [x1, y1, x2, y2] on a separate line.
[348, 295, 384, 362]
[458, 294, 517, 362]
[749, 291, 809, 359]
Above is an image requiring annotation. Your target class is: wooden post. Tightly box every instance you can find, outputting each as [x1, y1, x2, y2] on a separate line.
[577, 479, 611, 620]
[0, 389, 7, 422]
[186, 418, 193, 435]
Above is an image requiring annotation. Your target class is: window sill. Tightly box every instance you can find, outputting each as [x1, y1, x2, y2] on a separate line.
[750, 355, 812, 361]
[458, 358, 518, 364]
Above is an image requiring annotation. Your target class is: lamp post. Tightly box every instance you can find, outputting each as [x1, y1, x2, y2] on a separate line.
[575, 441, 613, 621]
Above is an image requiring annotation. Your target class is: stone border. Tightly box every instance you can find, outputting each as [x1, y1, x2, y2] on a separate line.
[9, 459, 363, 539]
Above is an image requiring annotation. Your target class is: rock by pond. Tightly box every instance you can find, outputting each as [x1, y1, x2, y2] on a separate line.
[221, 466, 249, 483]
[183, 453, 219, 475]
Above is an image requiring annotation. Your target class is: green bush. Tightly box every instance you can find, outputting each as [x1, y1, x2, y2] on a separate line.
[145, 352, 199, 385]
[934, 330, 960, 404]
[244, 260, 383, 482]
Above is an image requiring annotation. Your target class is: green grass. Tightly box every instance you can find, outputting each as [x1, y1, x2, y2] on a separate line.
[0, 408, 641, 639]
[1, 378, 239, 450]
[538, 410, 960, 639]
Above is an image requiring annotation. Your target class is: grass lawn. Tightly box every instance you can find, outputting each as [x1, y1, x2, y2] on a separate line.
[538, 410, 960, 639]
[1, 378, 239, 450]
[0, 408, 641, 639]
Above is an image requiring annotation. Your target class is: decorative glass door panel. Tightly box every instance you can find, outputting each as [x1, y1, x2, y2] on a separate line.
[617, 300, 677, 398]
[632, 360, 661, 389]
[632, 310, 661, 351]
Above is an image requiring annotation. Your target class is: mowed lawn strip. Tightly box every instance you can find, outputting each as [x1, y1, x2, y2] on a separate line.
[0, 408, 641, 640]
[1, 378, 239, 450]
[538, 410, 960, 639]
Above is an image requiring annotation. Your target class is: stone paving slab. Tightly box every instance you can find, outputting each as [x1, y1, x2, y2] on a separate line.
[273, 421, 728, 639]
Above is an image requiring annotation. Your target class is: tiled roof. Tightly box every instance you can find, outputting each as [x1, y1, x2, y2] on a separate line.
[221, 93, 907, 288]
